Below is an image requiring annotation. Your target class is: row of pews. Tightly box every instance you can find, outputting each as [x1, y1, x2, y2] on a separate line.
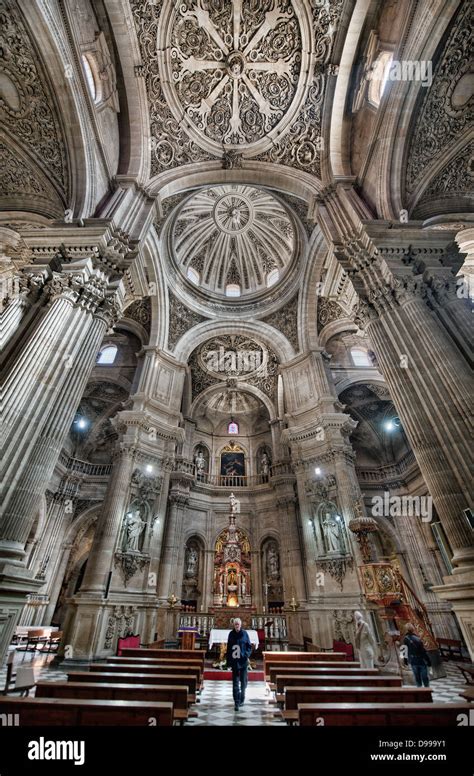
[263, 651, 469, 726]
[0, 649, 205, 726]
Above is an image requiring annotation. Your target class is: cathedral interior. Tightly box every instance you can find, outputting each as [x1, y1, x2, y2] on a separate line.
[0, 0, 473, 738]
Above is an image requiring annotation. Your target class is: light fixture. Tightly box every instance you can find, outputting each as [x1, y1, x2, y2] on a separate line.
[74, 416, 88, 430]
[315, 467, 321, 476]
[384, 417, 401, 432]
[146, 465, 153, 473]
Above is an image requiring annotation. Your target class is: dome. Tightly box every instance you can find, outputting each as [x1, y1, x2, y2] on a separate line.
[171, 185, 296, 297]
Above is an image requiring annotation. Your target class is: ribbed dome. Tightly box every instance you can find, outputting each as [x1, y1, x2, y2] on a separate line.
[172, 185, 295, 296]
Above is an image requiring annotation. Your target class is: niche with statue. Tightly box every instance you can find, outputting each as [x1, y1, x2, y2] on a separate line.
[181, 537, 203, 604]
[263, 538, 283, 605]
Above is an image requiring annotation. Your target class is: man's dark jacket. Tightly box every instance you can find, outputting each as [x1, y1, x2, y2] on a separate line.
[403, 633, 431, 666]
[226, 628, 252, 670]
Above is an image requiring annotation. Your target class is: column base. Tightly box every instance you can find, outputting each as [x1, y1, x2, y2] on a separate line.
[0, 563, 45, 666]
[432, 565, 474, 661]
[60, 592, 159, 661]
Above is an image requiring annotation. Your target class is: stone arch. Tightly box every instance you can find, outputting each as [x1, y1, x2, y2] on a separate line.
[173, 320, 296, 365]
[102, 0, 150, 183]
[189, 382, 276, 425]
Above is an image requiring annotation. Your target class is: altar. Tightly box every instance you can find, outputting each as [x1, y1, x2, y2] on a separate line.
[209, 628, 259, 650]
[209, 628, 259, 669]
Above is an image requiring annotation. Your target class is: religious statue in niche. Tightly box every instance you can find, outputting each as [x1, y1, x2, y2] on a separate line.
[257, 447, 272, 480]
[121, 505, 146, 553]
[193, 446, 208, 479]
[266, 542, 280, 580]
[317, 500, 345, 556]
[185, 543, 199, 579]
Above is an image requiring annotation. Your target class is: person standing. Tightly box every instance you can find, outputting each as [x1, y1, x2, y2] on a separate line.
[226, 618, 253, 711]
[354, 610, 377, 669]
[403, 622, 431, 687]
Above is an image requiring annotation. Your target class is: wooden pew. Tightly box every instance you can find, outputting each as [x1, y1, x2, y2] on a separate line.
[67, 671, 197, 698]
[264, 657, 360, 680]
[298, 702, 468, 726]
[0, 696, 173, 726]
[282, 687, 432, 724]
[36, 681, 194, 726]
[269, 666, 378, 685]
[276, 674, 401, 695]
[105, 657, 203, 681]
[90, 663, 201, 685]
[122, 648, 206, 664]
[103, 657, 204, 689]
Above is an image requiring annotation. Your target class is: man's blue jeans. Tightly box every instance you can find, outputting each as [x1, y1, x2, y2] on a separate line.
[232, 665, 248, 704]
[411, 663, 430, 687]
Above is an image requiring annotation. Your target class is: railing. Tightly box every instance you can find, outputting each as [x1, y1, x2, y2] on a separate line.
[58, 451, 112, 477]
[356, 451, 417, 483]
[192, 461, 294, 488]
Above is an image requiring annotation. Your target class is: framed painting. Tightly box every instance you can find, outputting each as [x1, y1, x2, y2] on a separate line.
[220, 452, 245, 477]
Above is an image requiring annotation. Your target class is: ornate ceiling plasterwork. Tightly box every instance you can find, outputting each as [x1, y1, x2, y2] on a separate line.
[162, 0, 305, 155]
[171, 185, 295, 296]
[412, 141, 474, 217]
[131, 0, 343, 178]
[262, 292, 299, 351]
[168, 290, 208, 350]
[189, 335, 279, 401]
[405, 2, 473, 198]
[0, 0, 69, 202]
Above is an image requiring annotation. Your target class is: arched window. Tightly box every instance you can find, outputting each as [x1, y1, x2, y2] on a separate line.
[225, 283, 241, 297]
[187, 266, 200, 285]
[266, 269, 279, 287]
[82, 54, 99, 102]
[351, 347, 371, 367]
[228, 420, 239, 434]
[97, 345, 117, 365]
[368, 51, 393, 107]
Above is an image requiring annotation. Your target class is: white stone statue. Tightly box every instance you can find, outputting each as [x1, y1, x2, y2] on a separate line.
[229, 492, 238, 514]
[218, 574, 224, 594]
[354, 610, 377, 669]
[241, 574, 246, 595]
[266, 544, 279, 579]
[260, 451, 270, 477]
[322, 514, 341, 553]
[123, 509, 146, 552]
[64, 208, 73, 223]
[185, 546, 198, 577]
[194, 449, 206, 474]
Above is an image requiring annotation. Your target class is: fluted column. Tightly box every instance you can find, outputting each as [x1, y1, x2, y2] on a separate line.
[276, 493, 306, 602]
[360, 293, 473, 570]
[455, 227, 474, 302]
[79, 445, 137, 595]
[158, 484, 190, 601]
[0, 282, 116, 563]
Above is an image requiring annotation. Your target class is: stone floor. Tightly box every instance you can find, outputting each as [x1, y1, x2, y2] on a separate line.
[1, 649, 471, 725]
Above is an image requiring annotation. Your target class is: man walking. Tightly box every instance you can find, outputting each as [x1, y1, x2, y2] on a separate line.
[403, 622, 431, 687]
[226, 618, 253, 711]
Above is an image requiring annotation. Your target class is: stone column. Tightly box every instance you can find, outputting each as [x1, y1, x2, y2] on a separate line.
[275, 493, 306, 603]
[317, 187, 474, 656]
[1, 278, 116, 563]
[455, 226, 474, 302]
[79, 445, 136, 595]
[358, 294, 472, 570]
[158, 482, 190, 608]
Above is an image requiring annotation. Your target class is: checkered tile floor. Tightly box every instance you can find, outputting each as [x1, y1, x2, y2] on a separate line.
[1, 649, 471, 725]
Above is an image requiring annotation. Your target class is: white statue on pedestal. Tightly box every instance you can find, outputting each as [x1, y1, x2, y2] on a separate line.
[354, 610, 377, 669]
[123, 509, 146, 552]
[322, 514, 341, 553]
